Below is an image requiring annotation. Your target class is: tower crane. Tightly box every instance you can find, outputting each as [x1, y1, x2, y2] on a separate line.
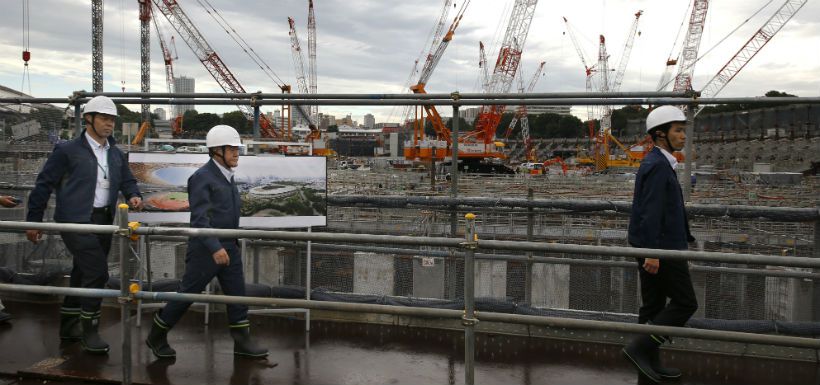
[470, 0, 539, 154]
[151, 0, 287, 139]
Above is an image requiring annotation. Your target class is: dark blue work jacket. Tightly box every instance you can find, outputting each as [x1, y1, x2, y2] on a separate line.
[187, 159, 242, 255]
[627, 147, 694, 250]
[27, 131, 141, 223]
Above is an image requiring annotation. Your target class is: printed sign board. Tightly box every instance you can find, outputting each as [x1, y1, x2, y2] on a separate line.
[128, 153, 327, 228]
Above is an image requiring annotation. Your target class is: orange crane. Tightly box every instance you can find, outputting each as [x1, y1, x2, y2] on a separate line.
[398, 0, 454, 126]
[469, 0, 539, 157]
[404, 0, 470, 161]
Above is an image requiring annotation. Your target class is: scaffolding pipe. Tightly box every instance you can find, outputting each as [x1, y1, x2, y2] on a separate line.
[117, 204, 132, 385]
[0, 221, 818, 269]
[0, 283, 818, 350]
[463, 214, 477, 385]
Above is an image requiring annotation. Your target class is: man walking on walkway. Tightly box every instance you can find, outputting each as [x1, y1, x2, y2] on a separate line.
[26, 96, 143, 354]
[623, 106, 698, 383]
[146, 124, 267, 360]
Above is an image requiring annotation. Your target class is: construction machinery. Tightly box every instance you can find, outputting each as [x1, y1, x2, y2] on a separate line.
[468, 0, 539, 158]
[565, 10, 643, 171]
[404, 0, 469, 161]
[405, 0, 539, 166]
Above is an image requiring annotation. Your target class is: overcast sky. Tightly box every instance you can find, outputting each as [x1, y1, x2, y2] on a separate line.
[0, 0, 817, 124]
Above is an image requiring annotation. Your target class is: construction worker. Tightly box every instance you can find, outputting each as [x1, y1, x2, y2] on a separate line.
[26, 95, 143, 354]
[146, 124, 268, 360]
[0, 195, 21, 324]
[623, 105, 698, 383]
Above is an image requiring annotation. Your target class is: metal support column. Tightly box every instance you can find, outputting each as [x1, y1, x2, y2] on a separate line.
[252, 100, 261, 154]
[117, 204, 133, 385]
[74, 103, 82, 137]
[525, 188, 534, 303]
[683, 103, 695, 201]
[450, 97, 460, 236]
[813, 220, 820, 321]
[462, 213, 477, 385]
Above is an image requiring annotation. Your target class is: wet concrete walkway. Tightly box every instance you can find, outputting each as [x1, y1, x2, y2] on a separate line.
[0, 300, 816, 385]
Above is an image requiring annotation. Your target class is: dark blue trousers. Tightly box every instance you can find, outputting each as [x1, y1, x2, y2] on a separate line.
[636, 258, 698, 327]
[60, 210, 113, 313]
[157, 243, 248, 327]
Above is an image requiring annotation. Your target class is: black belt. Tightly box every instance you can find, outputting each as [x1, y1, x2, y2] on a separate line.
[92, 206, 111, 214]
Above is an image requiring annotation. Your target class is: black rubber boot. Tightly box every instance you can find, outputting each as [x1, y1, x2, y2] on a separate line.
[59, 307, 82, 340]
[0, 310, 11, 324]
[650, 336, 681, 379]
[622, 335, 662, 383]
[146, 313, 176, 359]
[80, 311, 109, 354]
[229, 322, 268, 358]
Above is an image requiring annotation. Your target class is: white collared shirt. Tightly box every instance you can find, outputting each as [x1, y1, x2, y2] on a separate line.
[85, 132, 110, 208]
[213, 159, 235, 183]
[658, 147, 678, 170]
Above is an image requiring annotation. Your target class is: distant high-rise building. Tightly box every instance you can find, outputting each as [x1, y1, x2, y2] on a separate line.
[504, 105, 572, 116]
[338, 114, 354, 127]
[153, 108, 167, 121]
[363, 113, 375, 129]
[173, 76, 195, 114]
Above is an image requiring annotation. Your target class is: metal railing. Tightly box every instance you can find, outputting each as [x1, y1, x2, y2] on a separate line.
[1, 91, 819, 385]
[1, 205, 820, 385]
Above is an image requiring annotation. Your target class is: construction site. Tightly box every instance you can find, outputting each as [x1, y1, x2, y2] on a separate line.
[0, 1, 819, 385]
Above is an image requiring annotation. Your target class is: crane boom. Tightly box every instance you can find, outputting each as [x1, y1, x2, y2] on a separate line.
[307, 0, 317, 120]
[698, 0, 807, 104]
[416, 1, 468, 86]
[672, 0, 709, 92]
[151, 0, 284, 139]
[473, 0, 539, 145]
[409, 0, 470, 144]
[288, 17, 309, 95]
[151, 13, 175, 95]
[479, 41, 490, 92]
[611, 10, 642, 93]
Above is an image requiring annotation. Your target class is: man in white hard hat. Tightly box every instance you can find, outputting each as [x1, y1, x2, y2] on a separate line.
[26, 95, 143, 354]
[147, 124, 268, 360]
[623, 105, 697, 383]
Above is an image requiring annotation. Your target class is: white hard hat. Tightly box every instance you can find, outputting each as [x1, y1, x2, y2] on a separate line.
[206, 124, 244, 148]
[83, 95, 118, 116]
[646, 105, 686, 133]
